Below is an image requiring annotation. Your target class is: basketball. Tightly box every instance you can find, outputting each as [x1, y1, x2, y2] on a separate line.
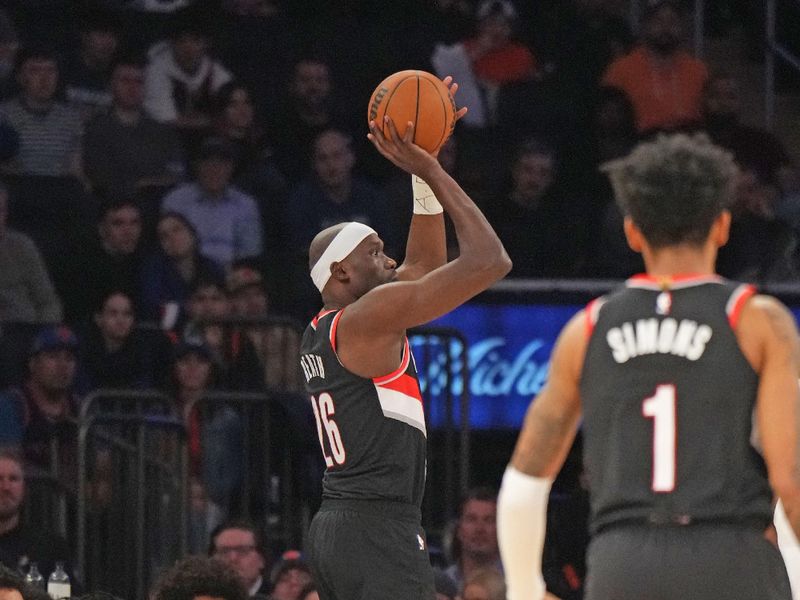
[367, 70, 457, 153]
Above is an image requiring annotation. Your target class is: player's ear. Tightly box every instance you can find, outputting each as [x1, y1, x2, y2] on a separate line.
[330, 261, 349, 283]
[711, 210, 731, 248]
[623, 217, 644, 253]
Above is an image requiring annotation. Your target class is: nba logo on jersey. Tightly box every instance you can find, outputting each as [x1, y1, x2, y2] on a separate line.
[656, 291, 672, 315]
[417, 534, 425, 550]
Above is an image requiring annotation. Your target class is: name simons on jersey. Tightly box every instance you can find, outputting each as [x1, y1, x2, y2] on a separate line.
[606, 318, 713, 363]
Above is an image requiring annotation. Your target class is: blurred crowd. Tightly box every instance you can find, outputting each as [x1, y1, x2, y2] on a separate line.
[0, 0, 798, 598]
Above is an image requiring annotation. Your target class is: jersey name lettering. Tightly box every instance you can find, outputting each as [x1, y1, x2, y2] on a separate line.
[301, 353, 326, 382]
[606, 318, 713, 363]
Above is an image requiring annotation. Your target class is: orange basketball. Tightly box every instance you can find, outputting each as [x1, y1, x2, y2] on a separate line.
[367, 70, 457, 153]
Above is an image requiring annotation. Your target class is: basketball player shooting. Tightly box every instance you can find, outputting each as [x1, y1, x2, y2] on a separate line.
[299, 78, 511, 600]
[497, 133, 800, 600]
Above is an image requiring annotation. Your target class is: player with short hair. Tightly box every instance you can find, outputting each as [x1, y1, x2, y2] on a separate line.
[300, 79, 511, 600]
[497, 133, 800, 600]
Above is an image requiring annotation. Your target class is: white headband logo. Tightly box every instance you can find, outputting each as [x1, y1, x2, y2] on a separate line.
[310, 222, 377, 292]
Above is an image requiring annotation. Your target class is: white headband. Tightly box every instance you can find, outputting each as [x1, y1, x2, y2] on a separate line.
[310, 222, 377, 292]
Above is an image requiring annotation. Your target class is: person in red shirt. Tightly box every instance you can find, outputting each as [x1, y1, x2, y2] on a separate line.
[602, 0, 708, 133]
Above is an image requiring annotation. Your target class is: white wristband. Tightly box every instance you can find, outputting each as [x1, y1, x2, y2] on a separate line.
[498, 466, 552, 600]
[412, 175, 443, 215]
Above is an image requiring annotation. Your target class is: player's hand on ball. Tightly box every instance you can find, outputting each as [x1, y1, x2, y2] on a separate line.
[441, 75, 468, 123]
[368, 116, 439, 178]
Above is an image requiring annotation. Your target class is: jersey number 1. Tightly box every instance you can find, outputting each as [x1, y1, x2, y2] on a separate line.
[311, 393, 346, 467]
[642, 384, 676, 492]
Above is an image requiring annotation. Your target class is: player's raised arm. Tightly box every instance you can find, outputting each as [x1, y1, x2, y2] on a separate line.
[343, 116, 510, 334]
[398, 77, 467, 282]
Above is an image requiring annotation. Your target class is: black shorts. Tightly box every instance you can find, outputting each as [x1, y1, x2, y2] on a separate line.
[585, 523, 793, 600]
[307, 499, 436, 600]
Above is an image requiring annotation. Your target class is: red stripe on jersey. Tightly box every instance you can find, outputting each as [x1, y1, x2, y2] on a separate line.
[627, 273, 723, 290]
[329, 310, 344, 353]
[727, 284, 756, 329]
[373, 338, 411, 385]
[585, 298, 601, 338]
[311, 309, 337, 330]
[375, 372, 422, 402]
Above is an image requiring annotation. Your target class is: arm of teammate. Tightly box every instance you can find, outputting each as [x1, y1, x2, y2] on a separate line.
[397, 77, 467, 282]
[498, 312, 587, 600]
[342, 117, 511, 336]
[741, 295, 800, 539]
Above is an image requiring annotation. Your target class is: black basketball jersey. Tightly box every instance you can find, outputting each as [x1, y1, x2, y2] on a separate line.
[580, 275, 774, 534]
[300, 309, 427, 507]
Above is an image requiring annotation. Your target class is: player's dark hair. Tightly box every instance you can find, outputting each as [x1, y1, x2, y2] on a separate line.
[151, 556, 247, 600]
[602, 133, 738, 249]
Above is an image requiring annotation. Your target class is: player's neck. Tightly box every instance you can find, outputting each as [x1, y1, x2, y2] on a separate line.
[642, 243, 717, 278]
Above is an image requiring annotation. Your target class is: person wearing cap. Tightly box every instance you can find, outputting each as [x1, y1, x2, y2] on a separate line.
[161, 136, 262, 270]
[143, 12, 232, 129]
[300, 84, 510, 599]
[601, 0, 708, 133]
[169, 335, 243, 520]
[0, 325, 79, 473]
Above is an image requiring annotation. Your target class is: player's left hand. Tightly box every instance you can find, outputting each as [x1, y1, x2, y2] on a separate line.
[440, 75, 469, 123]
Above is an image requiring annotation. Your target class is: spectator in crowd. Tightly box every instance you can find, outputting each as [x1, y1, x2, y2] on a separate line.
[211, 80, 287, 256]
[209, 520, 270, 598]
[462, 568, 506, 600]
[226, 264, 300, 391]
[0, 325, 79, 476]
[1, 46, 83, 178]
[139, 211, 225, 325]
[485, 138, 588, 278]
[62, 11, 121, 122]
[584, 87, 643, 278]
[432, 0, 536, 130]
[601, 0, 708, 133]
[83, 53, 185, 201]
[268, 556, 312, 600]
[169, 337, 243, 521]
[285, 128, 391, 320]
[445, 488, 502, 592]
[161, 136, 262, 270]
[182, 277, 262, 391]
[0, 182, 62, 323]
[0, 563, 25, 600]
[143, 12, 232, 138]
[0, 10, 19, 101]
[716, 164, 799, 283]
[701, 71, 793, 188]
[76, 290, 168, 393]
[151, 556, 247, 600]
[0, 448, 74, 582]
[270, 56, 354, 183]
[68, 198, 144, 324]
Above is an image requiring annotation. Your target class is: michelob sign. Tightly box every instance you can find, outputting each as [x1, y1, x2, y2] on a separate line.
[410, 302, 581, 430]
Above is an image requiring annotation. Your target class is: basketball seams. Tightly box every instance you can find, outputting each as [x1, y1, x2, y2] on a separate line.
[413, 72, 420, 145]
[419, 75, 448, 152]
[378, 74, 417, 138]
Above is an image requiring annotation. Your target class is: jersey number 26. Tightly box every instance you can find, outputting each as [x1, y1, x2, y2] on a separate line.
[311, 393, 346, 467]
